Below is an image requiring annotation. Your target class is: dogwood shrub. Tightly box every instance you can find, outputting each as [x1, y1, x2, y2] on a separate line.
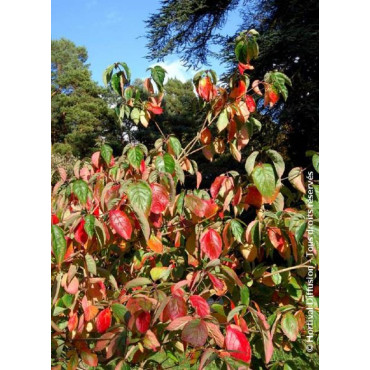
[51, 30, 319, 370]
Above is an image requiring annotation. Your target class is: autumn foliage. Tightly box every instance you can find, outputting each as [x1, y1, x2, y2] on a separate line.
[51, 30, 319, 369]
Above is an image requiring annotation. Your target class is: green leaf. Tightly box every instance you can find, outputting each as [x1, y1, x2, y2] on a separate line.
[271, 266, 282, 285]
[149, 65, 167, 91]
[245, 151, 259, 176]
[94, 218, 106, 247]
[51, 225, 67, 266]
[111, 72, 123, 96]
[101, 144, 113, 165]
[124, 86, 133, 100]
[125, 277, 152, 290]
[85, 254, 96, 275]
[167, 136, 182, 157]
[251, 163, 277, 198]
[155, 153, 175, 174]
[227, 305, 245, 322]
[127, 181, 152, 216]
[266, 149, 285, 178]
[72, 180, 89, 205]
[251, 221, 261, 247]
[102, 64, 114, 86]
[235, 40, 248, 64]
[240, 285, 250, 306]
[312, 154, 319, 173]
[246, 37, 259, 62]
[216, 109, 229, 132]
[112, 303, 128, 322]
[287, 277, 302, 301]
[281, 313, 299, 341]
[61, 293, 74, 308]
[230, 220, 244, 243]
[132, 205, 150, 241]
[295, 221, 307, 242]
[127, 146, 144, 170]
[118, 62, 131, 82]
[150, 267, 170, 281]
[84, 214, 95, 238]
[130, 107, 140, 124]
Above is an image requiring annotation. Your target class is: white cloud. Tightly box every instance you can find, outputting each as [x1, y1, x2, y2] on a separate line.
[149, 60, 195, 83]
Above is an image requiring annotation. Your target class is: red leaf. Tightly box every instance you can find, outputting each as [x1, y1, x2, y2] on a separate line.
[126, 296, 153, 313]
[184, 194, 207, 217]
[58, 167, 67, 182]
[109, 210, 132, 240]
[80, 349, 98, 367]
[171, 280, 188, 297]
[136, 311, 151, 333]
[150, 183, 169, 214]
[232, 186, 242, 207]
[264, 84, 279, 107]
[166, 315, 193, 331]
[210, 176, 227, 199]
[74, 220, 88, 245]
[143, 329, 160, 351]
[206, 321, 225, 348]
[91, 151, 101, 168]
[229, 79, 246, 99]
[197, 76, 215, 101]
[244, 186, 263, 208]
[181, 319, 208, 347]
[140, 159, 146, 174]
[65, 276, 79, 294]
[189, 295, 210, 318]
[162, 296, 187, 322]
[203, 199, 218, 218]
[147, 102, 163, 115]
[267, 227, 285, 252]
[196, 171, 202, 189]
[51, 214, 59, 225]
[225, 324, 252, 363]
[238, 62, 254, 74]
[68, 313, 78, 332]
[200, 229, 222, 260]
[96, 308, 112, 333]
[149, 212, 163, 228]
[208, 273, 226, 295]
[245, 95, 256, 112]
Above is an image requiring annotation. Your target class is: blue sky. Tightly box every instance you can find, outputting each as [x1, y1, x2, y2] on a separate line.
[51, 0, 244, 85]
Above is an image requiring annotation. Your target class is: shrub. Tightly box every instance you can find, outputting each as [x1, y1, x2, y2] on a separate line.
[51, 30, 319, 369]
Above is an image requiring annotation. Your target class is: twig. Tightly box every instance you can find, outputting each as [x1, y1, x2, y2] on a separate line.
[263, 259, 313, 278]
[153, 119, 166, 139]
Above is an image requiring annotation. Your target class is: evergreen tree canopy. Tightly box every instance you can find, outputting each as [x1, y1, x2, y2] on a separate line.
[51, 38, 120, 158]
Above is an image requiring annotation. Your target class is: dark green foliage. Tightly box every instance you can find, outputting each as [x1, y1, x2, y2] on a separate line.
[145, 0, 319, 166]
[145, 0, 239, 68]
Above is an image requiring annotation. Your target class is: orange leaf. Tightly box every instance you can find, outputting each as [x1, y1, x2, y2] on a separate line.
[147, 234, 163, 253]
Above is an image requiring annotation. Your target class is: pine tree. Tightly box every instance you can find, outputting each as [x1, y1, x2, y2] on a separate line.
[51, 38, 121, 158]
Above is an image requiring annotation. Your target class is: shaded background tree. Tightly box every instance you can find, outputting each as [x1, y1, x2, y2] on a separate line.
[51, 38, 122, 158]
[145, 0, 319, 166]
